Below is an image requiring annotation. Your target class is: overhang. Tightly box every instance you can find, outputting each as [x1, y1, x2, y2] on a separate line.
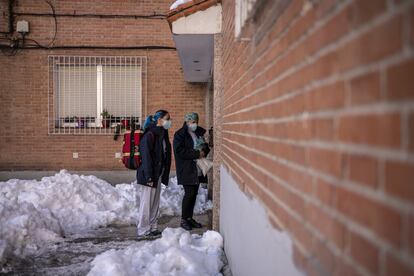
[167, 0, 222, 83]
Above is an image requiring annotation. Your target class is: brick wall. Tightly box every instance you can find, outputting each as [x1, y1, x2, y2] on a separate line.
[219, 0, 414, 275]
[0, 0, 206, 170]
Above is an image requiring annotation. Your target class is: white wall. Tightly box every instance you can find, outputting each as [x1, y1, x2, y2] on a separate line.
[220, 165, 304, 276]
[172, 5, 222, 34]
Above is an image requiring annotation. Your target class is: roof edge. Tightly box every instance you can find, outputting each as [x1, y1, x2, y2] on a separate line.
[167, 0, 221, 26]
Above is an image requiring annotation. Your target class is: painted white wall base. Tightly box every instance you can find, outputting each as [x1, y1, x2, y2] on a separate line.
[220, 165, 304, 276]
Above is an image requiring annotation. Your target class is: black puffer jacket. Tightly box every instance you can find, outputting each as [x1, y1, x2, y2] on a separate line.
[136, 125, 171, 188]
[173, 123, 209, 186]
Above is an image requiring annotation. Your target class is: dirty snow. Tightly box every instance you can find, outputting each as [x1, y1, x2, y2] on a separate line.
[170, 0, 192, 10]
[0, 170, 212, 263]
[161, 176, 212, 216]
[88, 227, 224, 276]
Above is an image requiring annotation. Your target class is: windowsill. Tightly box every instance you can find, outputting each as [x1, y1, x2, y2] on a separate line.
[50, 126, 121, 136]
[53, 126, 116, 129]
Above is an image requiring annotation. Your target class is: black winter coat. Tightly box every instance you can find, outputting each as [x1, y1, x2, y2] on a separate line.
[136, 125, 171, 188]
[173, 123, 209, 186]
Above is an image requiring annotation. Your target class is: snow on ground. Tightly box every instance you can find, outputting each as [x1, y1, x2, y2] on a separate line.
[0, 170, 212, 263]
[88, 227, 224, 276]
[170, 0, 192, 10]
[161, 176, 212, 216]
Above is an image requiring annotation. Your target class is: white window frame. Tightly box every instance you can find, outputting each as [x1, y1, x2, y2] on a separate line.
[235, 0, 258, 38]
[48, 56, 147, 135]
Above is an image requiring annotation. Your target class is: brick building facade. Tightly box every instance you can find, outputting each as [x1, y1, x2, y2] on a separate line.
[0, 0, 207, 170]
[1, 0, 414, 275]
[215, 0, 414, 275]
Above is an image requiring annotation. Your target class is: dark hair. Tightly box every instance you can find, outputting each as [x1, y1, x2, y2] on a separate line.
[155, 109, 169, 119]
[143, 109, 169, 130]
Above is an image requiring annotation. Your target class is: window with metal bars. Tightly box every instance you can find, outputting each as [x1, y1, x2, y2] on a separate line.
[48, 56, 147, 135]
[235, 0, 258, 38]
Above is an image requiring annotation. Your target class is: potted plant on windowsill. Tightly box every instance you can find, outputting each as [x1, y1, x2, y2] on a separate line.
[121, 117, 130, 129]
[101, 109, 112, 128]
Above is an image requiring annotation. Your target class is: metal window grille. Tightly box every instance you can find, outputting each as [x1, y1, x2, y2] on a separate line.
[48, 56, 147, 135]
[235, 0, 258, 38]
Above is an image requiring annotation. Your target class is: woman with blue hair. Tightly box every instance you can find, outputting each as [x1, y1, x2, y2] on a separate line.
[136, 109, 172, 237]
[173, 112, 210, 231]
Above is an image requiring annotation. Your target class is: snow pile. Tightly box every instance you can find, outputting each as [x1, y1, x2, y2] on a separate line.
[0, 171, 212, 263]
[160, 176, 212, 216]
[88, 227, 224, 276]
[0, 199, 63, 262]
[170, 0, 192, 10]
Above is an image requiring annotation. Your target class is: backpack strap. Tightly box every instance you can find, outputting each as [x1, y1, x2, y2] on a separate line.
[129, 129, 136, 169]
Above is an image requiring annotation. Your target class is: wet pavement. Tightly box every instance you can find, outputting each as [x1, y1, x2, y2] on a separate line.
[0, 212, 232, 276]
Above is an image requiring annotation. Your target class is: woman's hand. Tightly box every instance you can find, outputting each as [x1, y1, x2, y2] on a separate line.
[198, 143, 210, 159]
[200, 143, 210, 156]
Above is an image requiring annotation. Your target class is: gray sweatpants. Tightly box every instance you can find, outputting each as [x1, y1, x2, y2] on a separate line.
[137, 176, 162, 236]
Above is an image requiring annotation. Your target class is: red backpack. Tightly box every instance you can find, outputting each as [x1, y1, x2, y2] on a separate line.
[122, 129, 143, 170]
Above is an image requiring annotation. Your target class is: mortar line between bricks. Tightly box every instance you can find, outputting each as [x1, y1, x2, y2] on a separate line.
[387, 0, 395, 11]
[223, 133, 414, 209]
[226, 0, 414, 107]
[221, 149, 311, 257]
[223, 0, 356, 106]
[223, 49, 414, 118]
[402, 110, 410, 152]
[223, 1, 414, 110]
[401, 212, 411, 263]
[222, 135, 414, 212]
[402, 5, 412, 56]
[222, 143, 404, 275]
[223, 0, 353, 106]
[307, 221, 373, 276]
[222, 142, 414, 271]
[222, 99, 414, 126]
[222, 128, 414, 163]
[221, 156, 244, 190]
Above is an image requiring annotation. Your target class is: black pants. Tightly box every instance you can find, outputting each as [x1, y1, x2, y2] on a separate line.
[182, 184, 199, 219]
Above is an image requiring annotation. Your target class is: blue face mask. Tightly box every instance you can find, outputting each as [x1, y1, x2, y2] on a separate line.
[162, 119, 172, 130]
[189, 123, 197, 132]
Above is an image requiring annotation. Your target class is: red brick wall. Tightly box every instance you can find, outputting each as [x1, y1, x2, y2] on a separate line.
[0, 0, 206, 170]
[220, 0, 414, 275]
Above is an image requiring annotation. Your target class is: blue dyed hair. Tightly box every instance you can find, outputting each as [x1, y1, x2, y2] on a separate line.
[143, 109, 169, 130]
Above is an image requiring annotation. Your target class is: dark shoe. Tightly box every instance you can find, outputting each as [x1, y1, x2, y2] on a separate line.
[187, 218, 202, 228]
[137, 232, 151, 239]
[149, 229, 162, 236]
[180, 219, 192, 231]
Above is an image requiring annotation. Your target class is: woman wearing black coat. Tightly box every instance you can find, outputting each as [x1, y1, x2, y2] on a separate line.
[136, 110, 172, 237]
[173, 112, 210, 230]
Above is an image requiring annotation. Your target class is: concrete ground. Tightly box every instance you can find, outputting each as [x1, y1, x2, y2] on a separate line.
[1, 211, 231, 276]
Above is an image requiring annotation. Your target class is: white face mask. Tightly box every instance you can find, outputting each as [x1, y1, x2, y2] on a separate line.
[189, 123, 197, 132]
[162, 119, 172, 130]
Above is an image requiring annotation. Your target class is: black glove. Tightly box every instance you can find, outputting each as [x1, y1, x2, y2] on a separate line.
[146, 177, 155, 187]
[200, 143, 210, 157]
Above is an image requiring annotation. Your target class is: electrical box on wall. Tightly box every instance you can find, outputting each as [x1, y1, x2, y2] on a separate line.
[16, 20, 29, 34]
